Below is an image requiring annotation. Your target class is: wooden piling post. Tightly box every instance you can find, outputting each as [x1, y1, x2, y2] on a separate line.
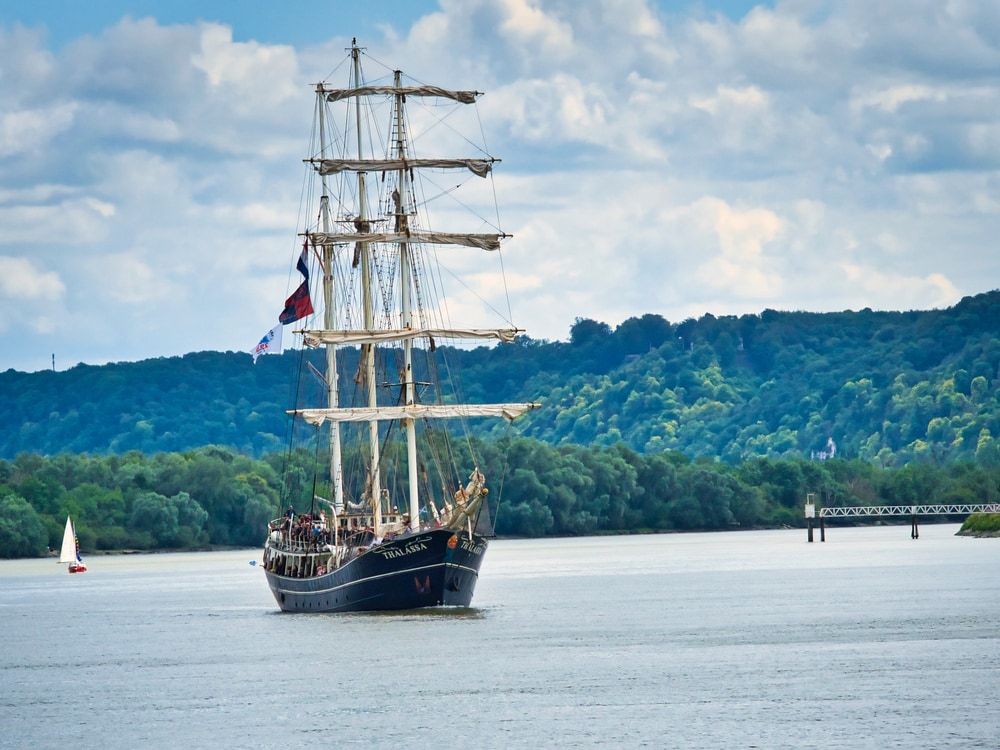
[805, 494, 816, 543]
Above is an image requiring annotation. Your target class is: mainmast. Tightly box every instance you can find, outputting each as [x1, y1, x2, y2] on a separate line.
[392, 70, 420, 531]
[351, 41, 383, 536]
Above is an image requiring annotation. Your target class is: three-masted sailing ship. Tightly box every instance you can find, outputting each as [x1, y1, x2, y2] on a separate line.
[261, 40, 536, 612]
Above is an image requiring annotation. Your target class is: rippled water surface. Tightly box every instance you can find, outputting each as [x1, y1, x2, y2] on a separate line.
[2, 524, 998, 748]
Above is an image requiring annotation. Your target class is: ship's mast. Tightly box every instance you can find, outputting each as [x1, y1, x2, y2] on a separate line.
[392, 70, 420, 531]
[316, 84, 344, 514]
[352, 41, 382, 536]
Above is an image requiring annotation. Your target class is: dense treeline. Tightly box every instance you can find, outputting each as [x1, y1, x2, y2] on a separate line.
[2, 441, 997, 558]
[3, 292, 1000, 466]
[512, 292, 1000, 465]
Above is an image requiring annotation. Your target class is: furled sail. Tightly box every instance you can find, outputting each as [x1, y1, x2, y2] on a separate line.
[301, 327, 520, 347]
[307, 231, 505, 251]
[292, 403, 539, 426]
[312, 158, 496, 178]
[323, 85, 481, 104]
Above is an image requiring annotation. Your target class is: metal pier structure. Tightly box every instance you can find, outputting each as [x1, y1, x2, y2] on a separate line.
[803, 494, 1000, 541]
[820, 502, 1000, 518]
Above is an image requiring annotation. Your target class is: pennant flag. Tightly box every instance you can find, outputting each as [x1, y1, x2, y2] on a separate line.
[252, 324, 283, 363]
[278, 282, 313, 325]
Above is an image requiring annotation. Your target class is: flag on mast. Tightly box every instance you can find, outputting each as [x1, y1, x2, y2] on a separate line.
[252, 324, 283, 363]
[296, 239, 310, 280]
[279, 282, 313, 324]
[278, 240, 314, 324]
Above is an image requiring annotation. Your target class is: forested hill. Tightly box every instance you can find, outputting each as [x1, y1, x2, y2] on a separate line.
[3, 290, 1000, 466]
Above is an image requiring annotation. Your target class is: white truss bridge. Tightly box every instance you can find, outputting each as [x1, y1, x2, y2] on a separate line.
[819, 503, 1000, 518]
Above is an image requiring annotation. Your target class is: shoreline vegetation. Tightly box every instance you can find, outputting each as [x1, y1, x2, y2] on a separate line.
[957, 513, 1000, 537]
[3, 445, 999, 560]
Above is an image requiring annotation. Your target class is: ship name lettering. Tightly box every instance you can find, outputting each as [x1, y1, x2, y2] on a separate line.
[376, 540, 428, 559]
[460, 540, 485, 555]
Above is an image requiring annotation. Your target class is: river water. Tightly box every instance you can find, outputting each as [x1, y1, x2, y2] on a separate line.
[1, 524, 997, 749]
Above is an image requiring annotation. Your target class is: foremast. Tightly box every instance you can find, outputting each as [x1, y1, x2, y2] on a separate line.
[315, 84, 344, 516]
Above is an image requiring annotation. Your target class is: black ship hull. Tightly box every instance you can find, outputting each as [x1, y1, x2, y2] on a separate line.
[263, 528, 488, 613]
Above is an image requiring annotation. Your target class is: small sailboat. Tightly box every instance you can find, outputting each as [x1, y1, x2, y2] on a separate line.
[260, 40, 536, 612]
[59, 516, 87, 573]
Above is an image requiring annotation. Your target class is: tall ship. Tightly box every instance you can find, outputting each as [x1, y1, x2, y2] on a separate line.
[261, 40, 537, 612]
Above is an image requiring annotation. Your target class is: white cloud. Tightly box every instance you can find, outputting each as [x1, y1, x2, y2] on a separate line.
[661, 196, 786, 303]
[85, 252, 175, 305]
[495, 0, 575, 58]
[850, 84, 948, 114]
[0, 103, 77, 157]
[496, 74, 610, 143]
[0, 257, 66, 300]
[691, 84, 768, 116]
[0, 196, 116, 245]
[841, 264, 959, 311]
[191, 23, 299, 105]
[85, 103, 182, 143]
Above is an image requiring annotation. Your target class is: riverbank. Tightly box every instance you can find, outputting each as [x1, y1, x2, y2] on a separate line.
[956, 513, 1000, 537]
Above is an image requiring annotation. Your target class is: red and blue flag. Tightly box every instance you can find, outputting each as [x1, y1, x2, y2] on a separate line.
[278, 240, 314, 324]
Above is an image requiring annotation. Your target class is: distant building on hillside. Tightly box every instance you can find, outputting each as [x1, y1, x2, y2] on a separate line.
[812, 437, 837, 461]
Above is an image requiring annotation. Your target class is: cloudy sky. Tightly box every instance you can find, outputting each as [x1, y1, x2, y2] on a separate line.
[2, 0, 998, 373]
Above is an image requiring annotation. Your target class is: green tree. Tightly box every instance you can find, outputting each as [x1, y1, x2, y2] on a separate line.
[129, 491, 178, 548]
[510, 500, 555, 536]
[0, 493, 48, 558]
[127, 490, 207, 548]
